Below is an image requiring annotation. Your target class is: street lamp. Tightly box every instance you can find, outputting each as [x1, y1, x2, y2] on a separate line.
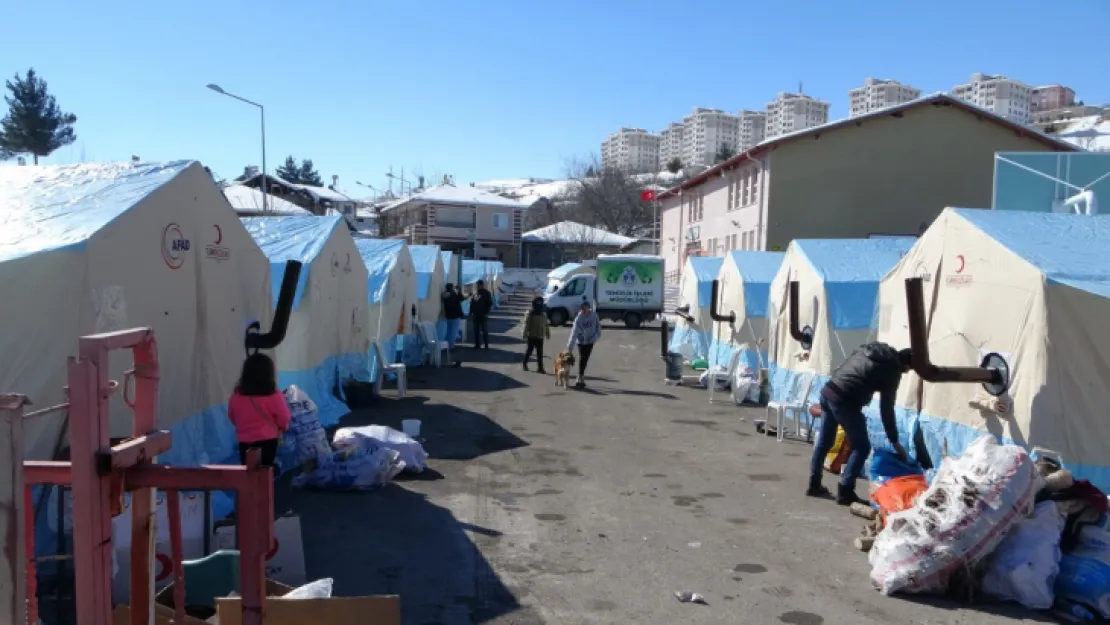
[207, 83, 268, 212]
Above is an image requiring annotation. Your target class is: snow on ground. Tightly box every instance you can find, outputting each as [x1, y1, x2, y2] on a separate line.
[1054, 114, 1110, 152]
[474, 169, 690, 205]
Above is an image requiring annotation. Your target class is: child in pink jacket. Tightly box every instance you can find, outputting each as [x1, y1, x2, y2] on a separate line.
[227, 353, 290, 467]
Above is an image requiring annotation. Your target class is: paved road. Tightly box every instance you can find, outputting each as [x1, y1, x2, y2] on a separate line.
[277, 294, 1049, 625]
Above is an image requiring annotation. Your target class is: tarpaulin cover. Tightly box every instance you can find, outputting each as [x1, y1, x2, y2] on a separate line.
[689, 256, 724, 308]
[728, 250, 784, 318]
[796, 238, 914, 330]
[409, 244, 441, 299]
[241, 215, 344, 309]
[356, 238, 406, 303]
[707, 250, 784, 369]
[462, 259, 485, 285]
[441, 250, 456, 282]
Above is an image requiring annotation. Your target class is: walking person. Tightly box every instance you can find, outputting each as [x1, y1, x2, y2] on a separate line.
[522, 296, 550, 373]
[227, 353, 290, 467]
[441, 283, 465, 368]
[566, 300, 601, 389]
[807, 342, 912, 505]
[471, 280, 494, 349]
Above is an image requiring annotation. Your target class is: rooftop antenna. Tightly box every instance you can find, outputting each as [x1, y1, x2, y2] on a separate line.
[798, 80, 803, 94]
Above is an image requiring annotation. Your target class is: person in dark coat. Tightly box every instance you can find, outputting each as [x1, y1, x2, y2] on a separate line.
[807, 342, 912, 505]
[470, 280, 494, 349]
[442, 283, 466, 348]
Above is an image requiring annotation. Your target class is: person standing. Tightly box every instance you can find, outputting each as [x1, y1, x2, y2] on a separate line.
[807, 342, 912, 505]
[566, 301, 601, 389]
[441, 283, 466, 368]
[471, 280, 494, 349]
[227, 353, 290, 467]
[522, 296, 550, 373]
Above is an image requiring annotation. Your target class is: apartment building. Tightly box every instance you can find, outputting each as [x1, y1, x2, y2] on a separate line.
[1031, 84, 1077, 113]
[656, 94, 1074, 272]
[659, 122, 686, 168]
[951, 73, 1034, 124]
[849, 78, 922, 118]
[676, 107, 740, 167]
[765, 93, 830, 139]
[737, 110, 767, 151]
[600, 127, 661, 173]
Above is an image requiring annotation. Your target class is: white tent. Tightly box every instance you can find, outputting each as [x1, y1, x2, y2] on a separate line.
[441, 250, 460, 287]
[711, 251, 785, 370]
[354, 239, 417, 374]
[241, 216, 370, 426]
[768, 238, 914, 406]
[0, 161, 272, 465]
[409, 244, 445, 323]
[668, 255, 724, 361]
[875, 208, 1110, 489]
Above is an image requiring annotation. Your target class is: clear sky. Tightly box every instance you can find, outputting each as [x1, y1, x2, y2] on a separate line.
[4, 0, 1108, 195]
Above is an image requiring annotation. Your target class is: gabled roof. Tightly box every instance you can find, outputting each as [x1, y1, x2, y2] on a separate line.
[223, 185, 312, 216]
[522, 221, 634, 246]
[381, 184, 536, 212]
[660, 93, 1079, 200]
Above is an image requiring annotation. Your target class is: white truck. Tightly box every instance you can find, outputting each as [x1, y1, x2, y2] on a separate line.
[543, 254, 664, 329]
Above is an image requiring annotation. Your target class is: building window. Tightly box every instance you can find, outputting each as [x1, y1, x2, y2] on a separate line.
[492, 213, 510, 229]
[437, 206, 474, 228]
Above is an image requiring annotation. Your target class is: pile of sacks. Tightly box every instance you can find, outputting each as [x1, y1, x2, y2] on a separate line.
[864, 434, 1110, 618]
[277, 385, 428, 491]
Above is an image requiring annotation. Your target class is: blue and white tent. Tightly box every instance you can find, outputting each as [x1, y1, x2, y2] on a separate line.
[242, 216, 370, 426]
[875, 208, 1110, 490]
[441, 250, 460, 287]
[668, 255, 724, 362]
[709, 251, 785, 370]
[767, 238, 914, 406]
[409, 244, 445, 323]
[0, 161, 273, 467]
[354, 239, 417, 375]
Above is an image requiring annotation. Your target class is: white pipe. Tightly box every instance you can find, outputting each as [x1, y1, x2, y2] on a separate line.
[1055, 190, 1098, 216]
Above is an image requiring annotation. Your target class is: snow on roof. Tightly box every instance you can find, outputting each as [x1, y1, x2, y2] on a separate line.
[223, 185, 313, 216]
[381, 184, 535, 212]
[1, 160, 194, 263]
[241, 215, 345, 308]
[1053, 114, 1110, 152]
[522, 221, 635, 246]
[292, 184, 353, 202]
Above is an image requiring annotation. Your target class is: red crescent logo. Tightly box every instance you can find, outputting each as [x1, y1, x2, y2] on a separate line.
[266, 538, 280, 560]
[155, 553, 173, 581]
[956, 255, 966, 274]
[214, 224, 223, 245]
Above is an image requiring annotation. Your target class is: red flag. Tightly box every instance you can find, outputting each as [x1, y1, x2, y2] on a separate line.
[640, 189, 656, 202]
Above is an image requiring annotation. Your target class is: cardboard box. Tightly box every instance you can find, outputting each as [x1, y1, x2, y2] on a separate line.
[112, 603, 209, 625]
[215, 580, 401, 625]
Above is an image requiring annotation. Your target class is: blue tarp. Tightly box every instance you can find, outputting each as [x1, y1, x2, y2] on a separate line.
[355, 238, 405, 303]
[794, 238, 914, 330]
[441, 250, 455, 282]
[728, 250, 784, 318]
[241, 215, 344, 309]
[0, 160, 194, 263]
[409, 245, 441, 299]
[461, 259, 485, 285]
[688, 256, 724, 308]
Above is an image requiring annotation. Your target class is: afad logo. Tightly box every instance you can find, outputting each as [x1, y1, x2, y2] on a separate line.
[162, 223, 190, 269]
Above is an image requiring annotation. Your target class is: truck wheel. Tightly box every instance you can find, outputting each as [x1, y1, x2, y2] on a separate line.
[549, 308, 568, 327]
[624, 312, 642, 329]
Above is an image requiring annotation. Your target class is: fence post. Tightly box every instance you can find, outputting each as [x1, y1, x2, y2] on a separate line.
[0, 394, 28, 625]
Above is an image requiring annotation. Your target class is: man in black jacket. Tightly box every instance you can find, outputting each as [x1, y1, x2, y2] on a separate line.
[807, 342, 913, 505]
[471, 280, 494, 349]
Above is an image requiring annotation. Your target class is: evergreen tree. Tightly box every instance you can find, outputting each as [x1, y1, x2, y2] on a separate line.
[665, 157, 683, 174]
[0, 69, 78, 164]
[298, 159, 323, 186]
[585, 165, 597, 177]
[714, 143, 735, 164]
[275, 156, 300, 182]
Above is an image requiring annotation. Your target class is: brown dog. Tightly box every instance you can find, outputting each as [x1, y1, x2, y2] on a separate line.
[554, 350, 575, 388]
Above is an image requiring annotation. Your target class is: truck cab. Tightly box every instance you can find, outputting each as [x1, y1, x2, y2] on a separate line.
[544, 273, 595, 327]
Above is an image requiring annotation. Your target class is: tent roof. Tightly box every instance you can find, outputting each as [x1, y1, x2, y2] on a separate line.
[727, 250, 785, 284]
[241, 215, 346, 309]
[355, 238, 406, 303]
[461, 259, 486, 285]
[687, 256, 724, 282]
[408, 244, 442, 299]
[955, 208, 1110, 298]
[522, 221, 635, 246]
[223, 185, 312, 216]
[0, 160, 194, 263]
[795, 238, 915, 284]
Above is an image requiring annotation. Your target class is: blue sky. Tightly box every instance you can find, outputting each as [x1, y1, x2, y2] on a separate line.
[4, 0, 1108, 195]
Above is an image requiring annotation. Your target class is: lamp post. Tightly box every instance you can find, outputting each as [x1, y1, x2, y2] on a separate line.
[207, 83, 268, 212]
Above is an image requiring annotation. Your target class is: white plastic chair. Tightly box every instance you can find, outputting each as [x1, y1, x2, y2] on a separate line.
[418, 321, 451, 368]
[371, 341, 407, 398]
[767, 371, 814, 442]
[707, 349, 742, 404]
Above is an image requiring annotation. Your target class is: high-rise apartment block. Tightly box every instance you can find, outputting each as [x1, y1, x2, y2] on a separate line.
[951, 73, 1034, 124]
[600, 127, 661, 173]
[765, 93, 830, 139]
[659, 122, 685, 168]
[849, 78, 922, 117]
[737, 110, 767, 151]
[1031, 84, 1077, 113]
[679, 107, 741, 168]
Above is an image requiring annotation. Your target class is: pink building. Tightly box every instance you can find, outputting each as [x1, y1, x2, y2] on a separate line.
[1031, 85, 1076, 113]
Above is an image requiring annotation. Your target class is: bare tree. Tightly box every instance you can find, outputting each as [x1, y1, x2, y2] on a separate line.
[559, 155, 654, 237]
[376, 207, 406, 239]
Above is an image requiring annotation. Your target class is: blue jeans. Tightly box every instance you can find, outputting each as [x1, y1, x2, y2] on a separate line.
[444, 318, 461, 349]
[810, 394, 872, 488]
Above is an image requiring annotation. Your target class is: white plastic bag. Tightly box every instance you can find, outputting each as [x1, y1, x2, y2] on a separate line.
[277, 385, 331, 471]
[333, 425, 428, 473]
[869, 435, 1037, 595]
[698, 365, 729, 390]
[981, 500, 1066, 609]
[284, 578, 334, 599]
[1056, 525, 1110, 617]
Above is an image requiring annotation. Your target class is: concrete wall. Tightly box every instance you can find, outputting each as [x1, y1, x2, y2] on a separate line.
[764, 103, 1063, 250]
